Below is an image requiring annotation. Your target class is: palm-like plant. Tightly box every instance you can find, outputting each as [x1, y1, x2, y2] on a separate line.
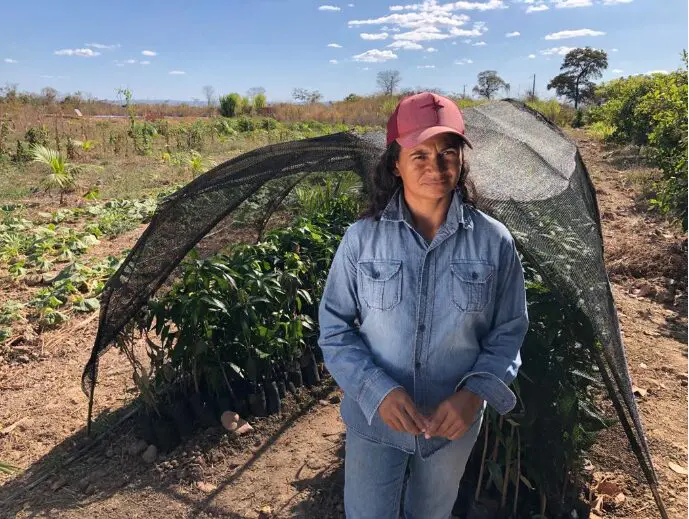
[31, 145, 92, 204]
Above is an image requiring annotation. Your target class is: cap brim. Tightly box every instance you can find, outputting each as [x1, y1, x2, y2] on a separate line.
[396, 126, 473, 149]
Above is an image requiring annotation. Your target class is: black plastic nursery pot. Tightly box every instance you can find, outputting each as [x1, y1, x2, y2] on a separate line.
[135, 410, 157, 445]
[187, 392, 218, 428]
[265, 380, 281, 415]
[288, 361, 303, 389]
[300, 349, 320, 388]
[152, 407, 181, 453]
[248, 383, 267, 417]
[170, 397, 196, 440]
[277, 378, 287, 399]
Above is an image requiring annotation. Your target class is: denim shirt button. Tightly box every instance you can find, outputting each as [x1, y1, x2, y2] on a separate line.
[472, 271, 478, 279]
[418, 324, 425, 332]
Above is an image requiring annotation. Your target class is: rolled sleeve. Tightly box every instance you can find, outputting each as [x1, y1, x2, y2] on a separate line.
[318, 225, 402, 425]
[458, 236, 529, 415]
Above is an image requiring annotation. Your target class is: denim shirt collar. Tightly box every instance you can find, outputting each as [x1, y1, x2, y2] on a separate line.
[380, 186, 472, 234]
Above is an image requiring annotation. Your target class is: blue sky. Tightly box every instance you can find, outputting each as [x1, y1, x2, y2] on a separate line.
[1, 0, 686, 103]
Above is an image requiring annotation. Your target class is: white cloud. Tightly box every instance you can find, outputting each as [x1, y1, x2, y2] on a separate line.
[472, 40, 487, 46]
[169, 70, 186, 75]
[85, 43, 120, 50]
[124, 59, 138, 64]
[142, 50, 157, 56]
[330, 59, 339, 64]
[361, 32, 389, 40]
[506, 31, 520, 37]
[140, 60, 151, 65]
[528, 53, 536, 58]
[319, 5, 341, 11]
[417, 64, 436, 68]
[526, 4, 549, 12]
[545, 29, 605, 39]
[348, 3, 355, 6]
[612, 68, 623, 73]
[427, 46, 438, 52]
[449, 23, 486, 37]
[611, 47, 619, 52]
[54, 48, 100, 57]
[4, 58, 17, 63]
[387, 40, 424, 49]
[540, 46, 575, 55]
[348, 3, 490, 44]
[455, 58, 474, 64]
[602, 0, 632, 3]
[390, 0, 506, 10]
[352, 49, 398, 62]
[553, 0, 593, 7]
[328, 43, 343, 47]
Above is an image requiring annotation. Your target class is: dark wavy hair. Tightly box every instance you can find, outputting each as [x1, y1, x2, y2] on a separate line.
[359, 134, 476, 220]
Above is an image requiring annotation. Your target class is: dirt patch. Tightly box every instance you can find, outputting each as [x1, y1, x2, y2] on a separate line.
[0, 130, 686, 518]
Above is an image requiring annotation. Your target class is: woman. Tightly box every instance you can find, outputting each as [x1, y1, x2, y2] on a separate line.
[318, 92, 529, 519]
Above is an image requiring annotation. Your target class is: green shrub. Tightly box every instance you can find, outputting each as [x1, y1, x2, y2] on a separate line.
[587, 121, 615, 141]
[254, 93, 267, 111]
[589, 58, 688, 229]
[219, 93, 243, 117]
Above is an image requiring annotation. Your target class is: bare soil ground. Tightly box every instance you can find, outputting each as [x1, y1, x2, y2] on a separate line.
[0, 131, 686, 519]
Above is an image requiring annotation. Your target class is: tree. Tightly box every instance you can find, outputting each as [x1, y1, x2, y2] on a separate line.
[377, 70, 401, 96]
[472, 71, 510, 100]
[41, 87, 58, 104]
[247, 86, 266, 100]
[547, 47, 608, 110]
[202, 85, 215, 107]
[253, 93, 267, 111]
[292, 88, 322, 104]
[219, 93, 243, 117]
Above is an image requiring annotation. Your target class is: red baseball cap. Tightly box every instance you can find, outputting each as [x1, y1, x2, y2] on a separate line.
[386, 92, 473, 149]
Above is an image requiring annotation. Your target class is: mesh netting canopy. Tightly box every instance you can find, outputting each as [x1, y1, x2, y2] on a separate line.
[82, 100, 666, 516]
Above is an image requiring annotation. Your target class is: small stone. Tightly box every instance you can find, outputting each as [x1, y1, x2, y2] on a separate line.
[632, 386, 648, 398]
[234, 420, 254, 436]
[329, 394, 341, 404]
[639, 363, 648, 369]
[195, 481, 217, 493]
[128, 439, 148, 456]
[16, 355, 31, 364]
[221, 411, 239, 432]
[319, 400, 329, 406]
[142, 445, 158, 464]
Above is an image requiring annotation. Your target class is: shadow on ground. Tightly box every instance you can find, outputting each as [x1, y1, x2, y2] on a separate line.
[0, 381, 337, 518]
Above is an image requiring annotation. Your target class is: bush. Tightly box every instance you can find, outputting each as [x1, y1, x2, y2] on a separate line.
[219, 93, 243, 117]
[254, 93, 267, 111]
[589, 59, 688, 229]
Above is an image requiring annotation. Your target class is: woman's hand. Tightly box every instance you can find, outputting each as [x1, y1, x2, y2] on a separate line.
[424, 389, 483, 441]
[379, 388, 429, 435]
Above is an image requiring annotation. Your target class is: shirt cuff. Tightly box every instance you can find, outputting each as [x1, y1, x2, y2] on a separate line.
[358, 370, 403, 426]
[456, 372, 517, 415]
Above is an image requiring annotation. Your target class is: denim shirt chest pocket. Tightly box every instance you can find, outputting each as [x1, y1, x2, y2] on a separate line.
[450, 260, 495, 313]
[357, 259, 402, 311]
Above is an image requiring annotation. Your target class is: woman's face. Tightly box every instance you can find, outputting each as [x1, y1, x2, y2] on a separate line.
[394, 132, 462, 201]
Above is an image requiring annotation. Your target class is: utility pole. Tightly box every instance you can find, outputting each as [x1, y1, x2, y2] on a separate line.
[462, 84, 466, 98]
[531, 74, 536, 99]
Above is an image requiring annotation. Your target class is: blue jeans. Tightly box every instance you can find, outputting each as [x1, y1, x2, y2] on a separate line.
[343, 412, 483, 519]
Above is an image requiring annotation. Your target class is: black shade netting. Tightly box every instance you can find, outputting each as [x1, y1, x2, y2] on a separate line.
[81, 100, 666, 516]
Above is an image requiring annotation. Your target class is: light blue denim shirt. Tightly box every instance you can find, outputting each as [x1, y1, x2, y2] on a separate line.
[318, 186, 529, 458]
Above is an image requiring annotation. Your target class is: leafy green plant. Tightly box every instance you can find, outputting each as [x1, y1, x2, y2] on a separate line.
[30, 145, 99, 204]
[219, 93, 243, 117]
